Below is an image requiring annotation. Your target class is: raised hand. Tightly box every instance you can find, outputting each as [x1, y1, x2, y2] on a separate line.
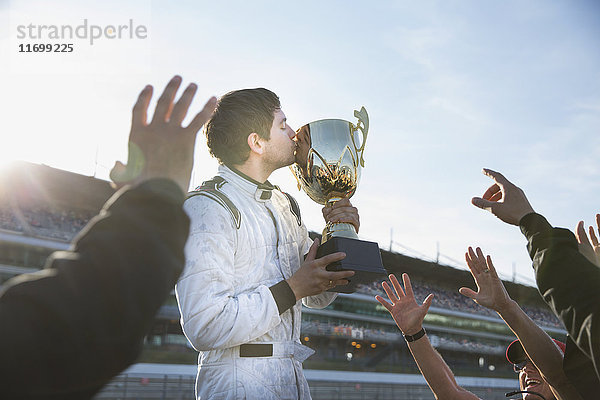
[286, 238, 355, 300]
[376, 273, 434, 335]
[322, 198, 360, 233]
[459, 247, 512, 313]
[471, 169, 535, 226]
[574, 215, 600, 267]
[110, 75, 217, 192]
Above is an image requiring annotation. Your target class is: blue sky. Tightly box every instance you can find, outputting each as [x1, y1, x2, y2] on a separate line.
[1, 0, 599, 286]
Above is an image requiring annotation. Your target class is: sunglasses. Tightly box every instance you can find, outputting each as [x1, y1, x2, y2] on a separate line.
[513, 359, 530, 373]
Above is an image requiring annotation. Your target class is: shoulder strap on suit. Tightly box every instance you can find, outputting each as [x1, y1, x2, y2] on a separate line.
[279, 190, 302, 227]
[186, 176, 242, 229]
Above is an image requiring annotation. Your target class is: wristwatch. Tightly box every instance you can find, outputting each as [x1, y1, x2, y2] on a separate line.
[403, 327, 426, 342]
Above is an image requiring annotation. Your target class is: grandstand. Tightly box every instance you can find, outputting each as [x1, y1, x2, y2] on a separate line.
[0, 162, 566, 399]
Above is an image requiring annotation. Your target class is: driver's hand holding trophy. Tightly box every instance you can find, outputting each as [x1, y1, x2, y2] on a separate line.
[292, 107, 387, 293]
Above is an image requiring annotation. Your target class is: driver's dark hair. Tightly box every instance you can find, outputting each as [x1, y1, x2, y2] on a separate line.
[205, 88, 280, 165]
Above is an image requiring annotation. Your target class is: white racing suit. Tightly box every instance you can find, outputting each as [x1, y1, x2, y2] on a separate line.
[176, 165, 337, 399]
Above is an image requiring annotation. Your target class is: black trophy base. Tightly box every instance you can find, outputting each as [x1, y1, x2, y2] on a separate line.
[316, 236, 387, 294]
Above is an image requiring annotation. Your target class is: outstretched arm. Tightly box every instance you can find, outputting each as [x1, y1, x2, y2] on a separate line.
[460, 248, 582, 400]
[520, 212, 600, 385]
[0, 76, 216, 397]
[471, 169, 600, 384]
[376, 274, 480, 400]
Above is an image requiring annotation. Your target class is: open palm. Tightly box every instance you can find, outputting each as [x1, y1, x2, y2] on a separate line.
[110, 76, 217, 192]
[376, 273, 434, 335]
[460, 247, 511, 313]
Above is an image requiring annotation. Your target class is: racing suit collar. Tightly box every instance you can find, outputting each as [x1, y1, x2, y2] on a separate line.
[220, 164, 275, 201]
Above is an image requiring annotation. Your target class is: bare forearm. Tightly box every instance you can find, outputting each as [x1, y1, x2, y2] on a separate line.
[407, 335, 479, 400]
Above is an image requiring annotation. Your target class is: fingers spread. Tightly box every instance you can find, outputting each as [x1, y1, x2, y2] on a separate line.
[469, 247, 484, 272]
[170, 83, 197, 125]
[575, 221, 587, 244]
[132, 85, 153, 129]
[188, 96, 218, 133]
[375, 295, 393, 312]
[382, 281, 399, 303]
[465, 248, 478, 275]
[402, 273, 414, 298]
[475, 247, 486, 263]
[390, 274, 405, 298]
[589, 225, 599, 247]
[422, 293, 434, 311]
[152, 75, 182, 124]
[459, 287, 477, 300]
[486, 255, 499, 278]
[467, 246, 476, 261]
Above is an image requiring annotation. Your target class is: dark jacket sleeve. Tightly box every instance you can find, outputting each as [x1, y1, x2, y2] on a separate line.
[520, 212, 600, 390]
[0, 178, 189, 399]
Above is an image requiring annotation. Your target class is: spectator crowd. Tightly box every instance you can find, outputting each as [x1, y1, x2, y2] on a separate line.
[0, 203, 94, 241]
[357, 280, 563, 329]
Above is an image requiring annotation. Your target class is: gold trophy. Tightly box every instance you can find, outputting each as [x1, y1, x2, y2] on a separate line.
[292, 107, 386, 293]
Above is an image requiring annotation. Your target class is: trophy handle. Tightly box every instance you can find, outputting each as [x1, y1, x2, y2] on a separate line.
[289, 165, 303, 191]
[350, 106, 369, 168]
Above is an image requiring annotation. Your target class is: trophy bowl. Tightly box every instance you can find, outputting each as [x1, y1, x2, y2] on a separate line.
[291, 107, 387, 293]
[292, 119, 362, 205]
